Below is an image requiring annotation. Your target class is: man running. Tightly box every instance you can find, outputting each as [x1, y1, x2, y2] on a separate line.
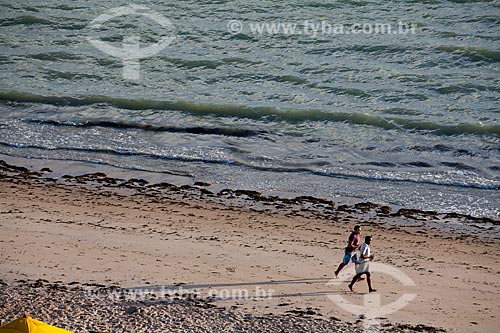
[348, 235, 376, 293]
[334, 225, 361, 278]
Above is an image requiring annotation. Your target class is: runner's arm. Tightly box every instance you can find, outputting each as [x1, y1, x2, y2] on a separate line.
[347, 239, 359, 249]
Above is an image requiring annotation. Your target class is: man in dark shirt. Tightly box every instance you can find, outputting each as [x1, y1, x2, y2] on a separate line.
[334, 225, 361, 278]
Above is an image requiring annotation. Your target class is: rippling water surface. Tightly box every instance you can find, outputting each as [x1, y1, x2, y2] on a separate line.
[0, 0, 499, 217]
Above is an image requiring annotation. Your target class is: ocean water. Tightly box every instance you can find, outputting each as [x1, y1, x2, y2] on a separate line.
[0, 0, 499, 217]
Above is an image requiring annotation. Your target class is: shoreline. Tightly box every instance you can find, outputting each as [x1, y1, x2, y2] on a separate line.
[1, 159, 500, 332]
[1, 155, 499, 240]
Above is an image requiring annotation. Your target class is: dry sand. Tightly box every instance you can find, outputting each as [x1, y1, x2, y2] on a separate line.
[1, 160, 499, 332]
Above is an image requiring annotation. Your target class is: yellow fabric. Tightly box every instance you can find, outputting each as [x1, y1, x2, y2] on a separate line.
[0, 317, 73, 333]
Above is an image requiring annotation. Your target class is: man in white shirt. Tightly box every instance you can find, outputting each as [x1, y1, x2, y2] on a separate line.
[348, 236, 377, 293]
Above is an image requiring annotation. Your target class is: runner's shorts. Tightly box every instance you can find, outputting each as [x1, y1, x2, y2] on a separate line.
[356, 261, 370, 274]
[342, 248, 357, 265]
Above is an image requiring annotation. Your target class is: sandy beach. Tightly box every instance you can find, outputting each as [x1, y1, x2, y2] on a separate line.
[1, 160, 499, 333]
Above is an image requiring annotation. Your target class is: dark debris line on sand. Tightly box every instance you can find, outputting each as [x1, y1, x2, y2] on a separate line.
[0, 160, 498, 237]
